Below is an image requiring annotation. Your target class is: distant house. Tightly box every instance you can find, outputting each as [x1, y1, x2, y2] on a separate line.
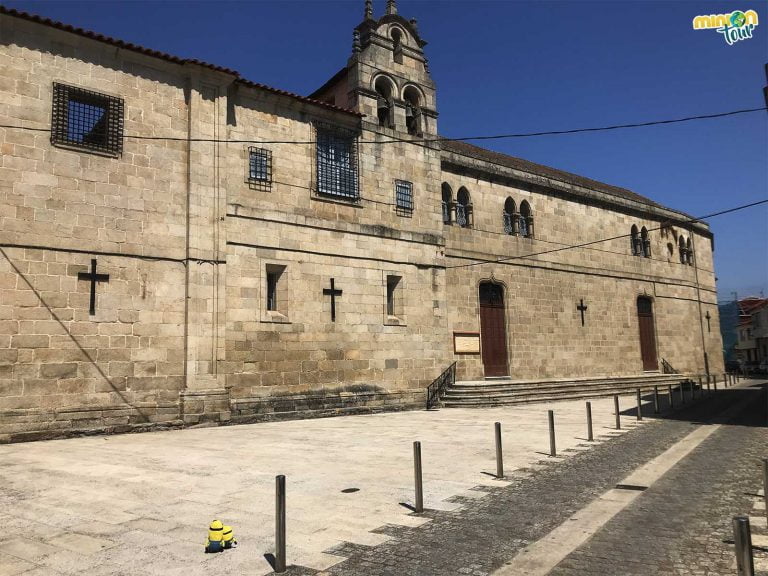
[733, 297, 768, 371]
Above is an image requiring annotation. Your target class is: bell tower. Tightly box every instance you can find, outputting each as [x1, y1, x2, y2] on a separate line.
[310, 0, 437, 136]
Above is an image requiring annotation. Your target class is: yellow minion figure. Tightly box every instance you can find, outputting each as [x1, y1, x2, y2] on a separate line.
[222, 525, 237, 549]
[204, 519, 225, 553]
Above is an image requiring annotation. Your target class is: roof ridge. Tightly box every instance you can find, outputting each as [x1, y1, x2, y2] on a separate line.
[441, 138, 699, 219]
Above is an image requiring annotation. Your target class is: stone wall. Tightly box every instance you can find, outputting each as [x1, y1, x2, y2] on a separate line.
[441, 161, 722, 380]
[0, 10, 724, 442]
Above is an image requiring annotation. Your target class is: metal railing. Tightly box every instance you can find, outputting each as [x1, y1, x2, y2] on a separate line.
[426, 362, 457, 409]
[661, 358, 678, 374]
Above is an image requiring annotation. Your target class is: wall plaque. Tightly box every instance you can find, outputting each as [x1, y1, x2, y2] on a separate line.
[454, 332, 481, 354]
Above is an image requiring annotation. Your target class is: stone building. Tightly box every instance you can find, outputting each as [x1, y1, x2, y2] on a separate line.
[0, 1, 723, 442]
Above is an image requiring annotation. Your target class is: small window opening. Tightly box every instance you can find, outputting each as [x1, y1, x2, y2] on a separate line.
[248, 147, 272, 191]
[686, 238, 693, 265]
[519, 201, 533, 238]
[503, 197, 516, 235]
[315, 124, 359, 200]
[391, 28, 404, 63]
[441, 183, 453, 225]
[678, 236, 687, 264]
[403, 86, 422, 136]
[267, 271, 278, 311]
[265, 264, 286, 317]
[631, 225, 642, 256]
[386, 275, 402, 318]
[51, 83, 124, 156]
[641, 227, 651, 258]
[374, 77, 394, 128]
[456, 187, 472, 228]
[394, 180, 413, 216]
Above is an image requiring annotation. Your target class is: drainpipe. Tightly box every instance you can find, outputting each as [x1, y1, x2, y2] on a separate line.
[183, 76, 193, 390]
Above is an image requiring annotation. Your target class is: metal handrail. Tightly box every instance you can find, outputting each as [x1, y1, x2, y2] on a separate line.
[661, 358, 678, 374]
[426, 362, 457, 409]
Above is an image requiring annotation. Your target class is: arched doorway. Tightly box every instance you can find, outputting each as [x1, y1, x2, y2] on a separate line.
[479, 282, 508, 377]
[637, 297, 658, 371]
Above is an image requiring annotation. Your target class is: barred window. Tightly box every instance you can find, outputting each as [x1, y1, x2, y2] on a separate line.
[316, 125, 359, 200]
[503, 197, 516, 235]
[394, 180, 413, 216]
[51, 83, 124, 156]
[641, 226, 651, 258]
[248, 147, 272, 191]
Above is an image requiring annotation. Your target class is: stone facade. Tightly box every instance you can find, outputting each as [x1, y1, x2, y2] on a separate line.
[0, 3, 722, 442]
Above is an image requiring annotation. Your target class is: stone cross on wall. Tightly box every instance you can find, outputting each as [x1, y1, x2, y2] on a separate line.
[323, 278, 343, 322]
[577, 299, 588, 327]
[77, 259, 110, 315]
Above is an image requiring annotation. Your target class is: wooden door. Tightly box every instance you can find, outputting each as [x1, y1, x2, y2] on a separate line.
[480, 283, 509, 377]
[637, 297, 658, 371]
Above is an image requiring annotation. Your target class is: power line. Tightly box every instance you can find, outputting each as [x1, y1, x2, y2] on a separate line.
[0, 106, 765, 145]
[445, 198, 768, 270]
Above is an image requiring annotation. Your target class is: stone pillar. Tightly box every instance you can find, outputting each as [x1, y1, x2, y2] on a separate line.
[180, 74, 230, 425]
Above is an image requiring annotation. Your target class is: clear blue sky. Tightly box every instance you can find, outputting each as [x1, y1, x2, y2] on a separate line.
[7, 0, 768, 300]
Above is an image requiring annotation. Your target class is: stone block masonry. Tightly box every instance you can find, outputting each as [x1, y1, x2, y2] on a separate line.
[0, 6, 723, 441]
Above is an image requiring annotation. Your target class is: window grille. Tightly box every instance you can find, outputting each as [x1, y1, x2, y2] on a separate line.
[503, 212, 515, 235]
[518, 215, 529, 237]
[248, 147, 272, 191]
[51, 83, 124, 156]
[315, 124, 359, 201]
[394, 180, 413, 216]
[456, 204, 468, 227]
[641, 227, 651, 258]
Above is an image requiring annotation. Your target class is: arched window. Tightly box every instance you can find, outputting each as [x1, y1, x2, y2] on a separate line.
[641, 227, 651, 258]
[503, 197, 516, 235]
[456, 187, 472, 228]
[391, 28, 402, 50]
[678, 236, 686, 264]
[441, 182, 453, 225]
[686, 238, 693, 265]
[374, 76, 394, 128]
[403, 85, 422, 136]
[631, 225, 641, 256]
[519, 201, 533, 238]
[391, 27, 404, 63]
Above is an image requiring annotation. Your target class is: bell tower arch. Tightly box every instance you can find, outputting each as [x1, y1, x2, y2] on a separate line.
[309, 0, 437, 136]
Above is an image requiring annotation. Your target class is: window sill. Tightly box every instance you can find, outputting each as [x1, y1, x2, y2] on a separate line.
[261, 311, 290, 324]
[51, 141, 120, 159]
[312, 193, 363, 208]
[384, 316, 406, 326]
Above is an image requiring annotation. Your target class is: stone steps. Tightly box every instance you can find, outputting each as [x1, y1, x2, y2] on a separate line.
[441, 374, 701, 407]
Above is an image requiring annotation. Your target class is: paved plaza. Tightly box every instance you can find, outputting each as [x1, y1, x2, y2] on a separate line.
[1, 382, 766, 576]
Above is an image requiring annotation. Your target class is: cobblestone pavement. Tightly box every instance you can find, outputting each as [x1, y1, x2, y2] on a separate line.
[278, 385, 767, 576]
[549, 386, 768, 575]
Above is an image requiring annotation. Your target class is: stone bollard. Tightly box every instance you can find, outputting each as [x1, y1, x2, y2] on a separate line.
[636, 388, 643, 421]
[614, 395, 621, 429]
[275, 475, 287, 573]
[653, 386, 660, 414]
[413, 441, 424, 513]
[732, 515, 755, 576]
[586, 402, 594, 442]
[495, 422, 504, 479]
[548, 410, 556, 457]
